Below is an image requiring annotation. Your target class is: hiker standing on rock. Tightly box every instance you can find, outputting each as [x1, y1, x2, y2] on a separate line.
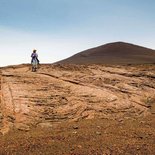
[31, 49, 40, 64]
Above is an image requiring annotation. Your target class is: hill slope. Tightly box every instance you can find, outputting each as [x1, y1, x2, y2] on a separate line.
[0, 64, 155, 133]
[0, 64, 155, 154]
[57, 42, 155, 64]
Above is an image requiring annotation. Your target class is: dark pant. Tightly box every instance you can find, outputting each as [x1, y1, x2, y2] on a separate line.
[31, 58, 39, 64]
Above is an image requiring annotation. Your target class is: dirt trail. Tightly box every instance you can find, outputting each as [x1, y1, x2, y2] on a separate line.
[0, 64, 155, 133]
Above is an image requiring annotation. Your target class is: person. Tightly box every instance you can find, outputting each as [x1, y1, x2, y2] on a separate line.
[31, 49, 39, 64]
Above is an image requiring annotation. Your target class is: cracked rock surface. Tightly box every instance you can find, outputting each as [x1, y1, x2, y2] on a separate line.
[0, 64, 155, 133]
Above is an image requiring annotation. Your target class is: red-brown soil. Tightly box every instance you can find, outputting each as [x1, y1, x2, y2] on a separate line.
[58, 42, 155, 64]
[0, 64, 155, 154]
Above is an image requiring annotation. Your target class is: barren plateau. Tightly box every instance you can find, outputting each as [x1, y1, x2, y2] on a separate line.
[0, 64, 155, 154]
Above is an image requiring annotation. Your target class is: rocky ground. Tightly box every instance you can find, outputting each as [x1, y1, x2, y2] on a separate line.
[0, 69, 3, 128]
[0, 64, 155, 154]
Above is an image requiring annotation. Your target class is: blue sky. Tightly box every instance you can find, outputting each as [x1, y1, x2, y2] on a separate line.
[0, 0, 155, 66]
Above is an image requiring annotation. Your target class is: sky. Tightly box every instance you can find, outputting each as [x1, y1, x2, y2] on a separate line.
[0, 0, 155, 66]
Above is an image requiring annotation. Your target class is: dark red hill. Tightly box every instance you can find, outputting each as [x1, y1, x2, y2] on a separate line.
[57, 42, 155, 64]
